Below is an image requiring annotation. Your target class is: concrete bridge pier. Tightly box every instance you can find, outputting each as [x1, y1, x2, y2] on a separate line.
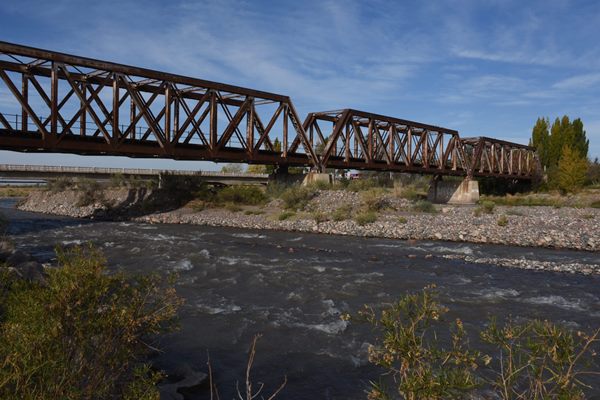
[427, 176, 479, 204]
[301, 171, 332, 186]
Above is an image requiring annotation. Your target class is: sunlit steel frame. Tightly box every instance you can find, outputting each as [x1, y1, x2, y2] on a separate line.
[0, 41, 318, 167]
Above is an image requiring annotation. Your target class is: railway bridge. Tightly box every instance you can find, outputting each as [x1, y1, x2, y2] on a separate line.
[0, 42, 540, 202]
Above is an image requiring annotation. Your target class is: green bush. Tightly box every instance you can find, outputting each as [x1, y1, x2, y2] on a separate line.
[216, 185, 267, 205]
[358, 286, 480, 399]
[412, 200, 436, 213]
[497, 215, 508, 226]
[75, 178, 104, 207]
[332, 205, 352, 221]
[308, 180, 331, 190]
[362, 188, 388, 212]
[358, 286, 600, 400]
[46, 177, 74, 193]
[354, 210, 377, 226]
[0, 245, 182, 400]
[480, 200, 495, 214]
[345, 178, 381, 192]
[278, 210, 295, 221]
[398, 216, 407, 224]
[311, 211, 328, 223]
[280, 186, 316, 210]
[395, 185, 423, 201]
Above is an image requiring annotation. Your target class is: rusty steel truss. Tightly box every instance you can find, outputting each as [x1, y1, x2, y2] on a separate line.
[0, 42, 540, 180]
[305, 109, 539, 179]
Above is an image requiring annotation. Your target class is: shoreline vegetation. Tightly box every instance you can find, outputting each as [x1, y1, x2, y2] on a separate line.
[10, 174, 600, 261]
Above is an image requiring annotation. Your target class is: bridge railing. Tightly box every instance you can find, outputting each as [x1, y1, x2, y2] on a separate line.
[0, 163, 268, 178]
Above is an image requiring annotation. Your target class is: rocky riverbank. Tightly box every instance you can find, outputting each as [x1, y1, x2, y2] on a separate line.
[14, 188, 600, 274]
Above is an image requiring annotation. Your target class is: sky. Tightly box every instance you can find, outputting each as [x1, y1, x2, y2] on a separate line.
[0, 0, 599, 170]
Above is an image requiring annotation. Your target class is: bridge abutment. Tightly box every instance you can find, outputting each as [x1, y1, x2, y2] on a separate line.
[427, 177, 479, 204]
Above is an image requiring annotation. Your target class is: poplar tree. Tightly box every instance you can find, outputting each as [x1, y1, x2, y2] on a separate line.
[557, 145, 587, 192]
[530, 117, 550, 168]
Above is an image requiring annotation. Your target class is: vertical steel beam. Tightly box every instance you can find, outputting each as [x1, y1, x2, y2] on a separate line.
[112, 74, 119, 145]
[209, 91, 217, 150]
[282, 104, 288, 158]
[165, 84, 171, 144]
[80, 83, 87, 136]
[50, 62, 58, 136]
[21, 74, 28, 132]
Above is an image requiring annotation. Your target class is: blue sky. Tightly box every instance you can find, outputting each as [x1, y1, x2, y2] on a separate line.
[1, 0, 599, 170]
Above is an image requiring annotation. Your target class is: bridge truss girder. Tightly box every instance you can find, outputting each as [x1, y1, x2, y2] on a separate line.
[304, 109, 539, 179]
[0, 42, 541, 180]
[0, 41, 318, 167]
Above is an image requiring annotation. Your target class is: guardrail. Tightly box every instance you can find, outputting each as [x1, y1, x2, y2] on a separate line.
[0, 164, 269, 178]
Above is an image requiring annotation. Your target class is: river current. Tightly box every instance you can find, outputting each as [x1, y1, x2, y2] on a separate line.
[2, 199, 600, 399]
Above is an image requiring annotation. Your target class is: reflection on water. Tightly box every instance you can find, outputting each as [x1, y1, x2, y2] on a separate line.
[2, 200, 600, 399]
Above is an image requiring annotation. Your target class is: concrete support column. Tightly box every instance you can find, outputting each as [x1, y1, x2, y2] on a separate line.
[302, 171, 332, 186]
[427, 177, 479, 204]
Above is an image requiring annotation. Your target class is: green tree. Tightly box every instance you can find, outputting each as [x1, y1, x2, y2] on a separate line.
[530, 117, 550, 169]
[557, 145, 587, 193]
[571, 118, 589, 159]
[548, 116, 574, 168]
[221, 163, 245, 173]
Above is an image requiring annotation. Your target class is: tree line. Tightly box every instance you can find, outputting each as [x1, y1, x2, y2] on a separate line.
[530, 116, 597, 192]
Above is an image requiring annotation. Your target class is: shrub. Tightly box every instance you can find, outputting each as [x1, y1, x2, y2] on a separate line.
[75, 178, 104, 207]
[497, 215, 508, 226]
[0, 245, 182, 399]
[358, 286, 600, 400]
[332, 205, 352, 221]
[395, 185, 423, 201]
[481, 200, 495, 214]
[481, 318, 599, 399]
[398, 216, 407, 224]
[358, 286, 481, 400]
[345, 178, 380, 192]
[109, 173, 127, 187]
[280, 186, 316, 210]
[308, 180, 331, 190]
[591, 200, 600, 209]
[412, 200, 436, 213]
[46, 176, 74, 193]
[278, 211, 295, 221]
[216, 185, 267, 205]
[265, 182, 289, 199]
[311, 211, 328, 223]
[362, 188, 388, 212]
[354, 210, 377, 226]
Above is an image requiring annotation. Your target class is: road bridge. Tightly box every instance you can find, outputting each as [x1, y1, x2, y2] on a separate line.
[0, 42, 540, 182]
[0, 164, 269, 185]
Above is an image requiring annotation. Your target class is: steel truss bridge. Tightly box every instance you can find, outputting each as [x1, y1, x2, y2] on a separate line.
[0, 42, 540, 180]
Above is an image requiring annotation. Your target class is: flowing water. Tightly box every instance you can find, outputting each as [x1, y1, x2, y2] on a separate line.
[2, 199, 600, 399]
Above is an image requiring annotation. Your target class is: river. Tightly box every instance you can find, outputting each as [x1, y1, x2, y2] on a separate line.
[2, 199, 600, 399]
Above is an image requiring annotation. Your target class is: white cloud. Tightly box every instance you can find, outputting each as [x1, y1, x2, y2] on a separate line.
[553, 73, 600, 90]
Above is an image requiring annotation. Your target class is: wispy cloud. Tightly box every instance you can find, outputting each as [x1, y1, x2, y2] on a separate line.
[553, 73, 600, 90]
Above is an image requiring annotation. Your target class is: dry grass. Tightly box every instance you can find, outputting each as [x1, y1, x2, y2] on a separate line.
[0, 186, 39, 197]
